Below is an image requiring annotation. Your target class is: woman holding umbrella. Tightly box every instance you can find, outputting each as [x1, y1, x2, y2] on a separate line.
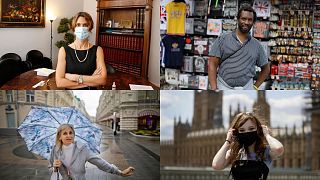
[212, 112, 284, 180]
[49, 124, 134, 179]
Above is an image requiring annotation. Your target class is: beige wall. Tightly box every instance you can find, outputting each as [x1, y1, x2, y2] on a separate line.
[148, 0, 160, 86]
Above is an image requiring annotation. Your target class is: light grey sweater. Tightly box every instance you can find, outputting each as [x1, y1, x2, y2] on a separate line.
[48, 141, 121, 180]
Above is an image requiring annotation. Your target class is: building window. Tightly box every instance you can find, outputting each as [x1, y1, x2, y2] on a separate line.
[6, 90, 13, 102]
[26, 90, 35, 102]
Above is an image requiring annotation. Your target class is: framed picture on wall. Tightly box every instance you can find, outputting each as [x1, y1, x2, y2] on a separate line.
[0, 0, 45, 28]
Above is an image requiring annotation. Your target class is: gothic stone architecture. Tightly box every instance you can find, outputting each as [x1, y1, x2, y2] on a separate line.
[160, 91, 320, 171]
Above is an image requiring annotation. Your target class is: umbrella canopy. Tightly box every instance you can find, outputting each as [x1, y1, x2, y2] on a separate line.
[18, 106, 102, 160]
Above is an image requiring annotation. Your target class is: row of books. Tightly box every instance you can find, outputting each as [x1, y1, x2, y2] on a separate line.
[99, 34, 144, 51]
[99, 8, 145, 29]
[136, 9, 145, 29]
[108, 61, 141, 76]
[102, 47, 143, 75]
[164, 68, 209, 90]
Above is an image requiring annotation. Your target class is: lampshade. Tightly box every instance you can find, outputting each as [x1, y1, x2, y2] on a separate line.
[47, 11, 57, 21]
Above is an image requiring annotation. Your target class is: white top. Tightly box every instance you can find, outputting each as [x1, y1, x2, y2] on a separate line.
[62, 143, 74, 167]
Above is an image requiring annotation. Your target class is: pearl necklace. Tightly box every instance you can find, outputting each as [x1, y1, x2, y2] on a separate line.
[74, 43, 89, 63]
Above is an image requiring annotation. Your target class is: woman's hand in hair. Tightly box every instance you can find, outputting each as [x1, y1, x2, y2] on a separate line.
[120, 167, 135, 177]
[226, 128, 235, 142]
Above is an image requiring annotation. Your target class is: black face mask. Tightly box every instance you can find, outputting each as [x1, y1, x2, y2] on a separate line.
[237, 131, 258, 147]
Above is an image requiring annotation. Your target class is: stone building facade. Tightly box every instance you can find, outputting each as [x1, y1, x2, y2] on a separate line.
[0, 90, 89, 128]
[96, 90, 160, 130]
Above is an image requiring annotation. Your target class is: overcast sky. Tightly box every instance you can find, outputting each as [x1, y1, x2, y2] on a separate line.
[161, 90, 311, 141]
[72, 90, 102, 117]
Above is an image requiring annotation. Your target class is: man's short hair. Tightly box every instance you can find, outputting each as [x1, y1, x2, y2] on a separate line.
[237, 3, 257, 22]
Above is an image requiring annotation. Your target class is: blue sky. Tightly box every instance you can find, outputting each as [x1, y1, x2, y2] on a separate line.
[160, 90, 310, 140]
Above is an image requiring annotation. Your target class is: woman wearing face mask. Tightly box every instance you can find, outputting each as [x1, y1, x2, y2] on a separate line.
[56, 12, 107, 89]
[49, 124, 134, 180]
[212, 112, 284, 180]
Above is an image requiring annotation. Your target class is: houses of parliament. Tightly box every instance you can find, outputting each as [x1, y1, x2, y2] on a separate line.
[160, 91, 320, 172]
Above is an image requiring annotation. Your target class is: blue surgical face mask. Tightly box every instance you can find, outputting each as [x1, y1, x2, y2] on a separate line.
[74, 27, 89, 41]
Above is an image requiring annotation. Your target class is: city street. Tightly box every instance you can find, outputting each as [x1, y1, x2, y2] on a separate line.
[0, 126, 160, 180]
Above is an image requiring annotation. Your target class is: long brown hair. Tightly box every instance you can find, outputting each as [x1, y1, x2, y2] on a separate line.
[55, 124, 75, 150]
[229, 112, 267, 165]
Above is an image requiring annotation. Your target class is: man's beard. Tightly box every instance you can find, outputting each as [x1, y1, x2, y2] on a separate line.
[238, 24, 252, 33]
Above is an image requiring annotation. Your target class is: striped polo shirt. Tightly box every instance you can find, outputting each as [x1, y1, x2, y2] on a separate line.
[209, 31, 268, 87]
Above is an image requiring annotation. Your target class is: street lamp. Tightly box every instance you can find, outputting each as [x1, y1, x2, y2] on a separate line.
[48, 14, 57, 61]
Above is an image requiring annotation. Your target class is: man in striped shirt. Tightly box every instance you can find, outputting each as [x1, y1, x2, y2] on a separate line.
[208, 4, 270, 90]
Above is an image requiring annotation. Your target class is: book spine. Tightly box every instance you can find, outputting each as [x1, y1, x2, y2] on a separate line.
[136, 9, 140, 29]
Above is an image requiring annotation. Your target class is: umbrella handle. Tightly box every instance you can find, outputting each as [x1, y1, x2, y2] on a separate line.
[56, 168, 59, 180]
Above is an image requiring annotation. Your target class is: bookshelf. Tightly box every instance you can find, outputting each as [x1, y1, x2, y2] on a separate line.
[96, 0, 153, 77]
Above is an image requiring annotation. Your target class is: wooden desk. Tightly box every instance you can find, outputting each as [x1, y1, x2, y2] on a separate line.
[0, 70, 159, 90]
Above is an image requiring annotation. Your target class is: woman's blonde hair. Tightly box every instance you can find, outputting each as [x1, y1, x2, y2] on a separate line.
[229, 112, 267, 165]
[55, 124, 75, 150]
[70, 12, 94, 32]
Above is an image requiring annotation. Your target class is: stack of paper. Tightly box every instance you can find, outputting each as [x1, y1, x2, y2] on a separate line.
[129, 84, 154, 90]
[34, 68, 55, 77]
